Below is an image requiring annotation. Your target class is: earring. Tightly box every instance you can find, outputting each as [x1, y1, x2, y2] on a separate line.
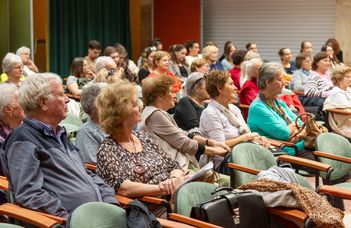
[9, 112, 13, 118]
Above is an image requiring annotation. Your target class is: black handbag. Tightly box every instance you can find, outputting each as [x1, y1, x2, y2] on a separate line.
[190, 187, 269, 228]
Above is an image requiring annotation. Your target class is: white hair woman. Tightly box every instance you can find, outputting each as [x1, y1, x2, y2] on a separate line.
[0, 53, 25, 86]
[16, 46, 39, 76]
[0, 83, 25, 146]
[202, 45, 224, 71]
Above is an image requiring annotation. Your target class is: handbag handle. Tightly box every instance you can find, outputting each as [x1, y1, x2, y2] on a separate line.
[288, 112, 314, 141]
[211, 186, 233, 195]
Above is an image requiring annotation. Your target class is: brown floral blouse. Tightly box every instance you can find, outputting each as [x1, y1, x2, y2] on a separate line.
[96, 130, 181, 192]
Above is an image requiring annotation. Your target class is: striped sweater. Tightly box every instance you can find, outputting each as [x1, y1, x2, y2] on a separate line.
[304, 71, 333, 98]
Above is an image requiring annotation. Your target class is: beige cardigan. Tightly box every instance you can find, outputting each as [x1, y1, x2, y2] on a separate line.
[141, 106, 200, 172]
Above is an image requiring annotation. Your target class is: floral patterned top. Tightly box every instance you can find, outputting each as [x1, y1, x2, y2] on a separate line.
[96, 130, 181, 192]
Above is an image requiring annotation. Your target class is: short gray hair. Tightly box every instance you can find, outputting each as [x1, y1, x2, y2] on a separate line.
[0, 83, 18, 118]
[240, 58, 263, 87]
[2, 52, 23, 73]
[80, 82, 108, 116]
[16, 46, 30, 56]
[19, 73, 62, 114]
[95, 56, 115, 72]
[257, 62, 284, 89]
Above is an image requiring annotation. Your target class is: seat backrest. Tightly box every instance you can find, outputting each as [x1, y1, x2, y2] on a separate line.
[174, 182, 217, 217]
[70, 202, 127, 228]
[316, 132, 351, 180]
[231, 143, 276, 187]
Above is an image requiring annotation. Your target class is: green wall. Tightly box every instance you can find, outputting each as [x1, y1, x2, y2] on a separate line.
[0, 0, 31, 63]
[0, 0, 9, 60]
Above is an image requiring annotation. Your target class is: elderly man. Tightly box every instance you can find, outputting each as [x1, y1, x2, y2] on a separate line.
[1, 73, 118, 218]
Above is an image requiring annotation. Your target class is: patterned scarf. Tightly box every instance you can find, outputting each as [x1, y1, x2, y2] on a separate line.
[259, 92, 291, 124]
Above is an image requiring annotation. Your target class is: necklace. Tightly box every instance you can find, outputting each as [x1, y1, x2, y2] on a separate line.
[130, 135, 146, 175]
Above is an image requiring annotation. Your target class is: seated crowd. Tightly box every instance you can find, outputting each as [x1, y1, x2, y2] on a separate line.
[0, 37, 351, 226]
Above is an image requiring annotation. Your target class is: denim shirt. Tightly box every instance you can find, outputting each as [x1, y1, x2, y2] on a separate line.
[1, 118, 117, 218]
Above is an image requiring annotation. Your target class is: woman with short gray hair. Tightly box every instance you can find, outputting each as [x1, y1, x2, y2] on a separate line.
[174, 72, 210, 131]
[248, 63, 315, 164]
[0, 83, 24, 146]
[75, 82, 108, 164]
[0, 53, 25, 86]
[16, 46, 39, 76]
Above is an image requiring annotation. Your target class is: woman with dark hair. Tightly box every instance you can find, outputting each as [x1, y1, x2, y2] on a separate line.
[246, 41, 257, 52]
[185, 40, 202, 66]
[138, 46, 156, 83]
[300, 40, 313, 55]
[220, 41, 237, 71]
[66, 57, 94, 95]
[114, 43, 139, 82]
[169, 44, 189, 82]
[326, 38, 343, 63]
[321, 44, 342, 69]
[278, 47, 297, 75]
[229, 50, 247, 89]
[302, 52, 333, 108]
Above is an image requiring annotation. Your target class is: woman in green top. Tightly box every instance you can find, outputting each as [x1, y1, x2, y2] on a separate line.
[247, 62, 315, 161]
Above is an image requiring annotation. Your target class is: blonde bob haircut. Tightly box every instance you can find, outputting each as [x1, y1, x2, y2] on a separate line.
[142, 75, 174, 106]
[202, 45, 218, 60]
[190, 58, 207, 72]
[96, 82, 136, 135]
[331, 65, 351, 86]
[152, 50, 170, 67]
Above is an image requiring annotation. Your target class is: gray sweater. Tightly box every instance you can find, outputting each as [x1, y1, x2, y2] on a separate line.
[0, 118, 117, 218]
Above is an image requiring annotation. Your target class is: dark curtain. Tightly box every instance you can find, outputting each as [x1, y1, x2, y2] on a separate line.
[49, 0, 131, 77]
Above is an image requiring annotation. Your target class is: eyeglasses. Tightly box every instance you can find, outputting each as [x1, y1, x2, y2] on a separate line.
[107, 69, 115, 77]
[148, 46, 157, 52]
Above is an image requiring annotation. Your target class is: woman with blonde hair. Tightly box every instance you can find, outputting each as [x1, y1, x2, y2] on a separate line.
[202, 45, 224, 71]
[96, 81, 187, 198]
[324, 66, 351, 139]
[148, 51, 182, 95]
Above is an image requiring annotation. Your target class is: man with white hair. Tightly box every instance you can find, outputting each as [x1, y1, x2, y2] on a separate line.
[0, 73, 118, 218]
[16, 46, 39, 76]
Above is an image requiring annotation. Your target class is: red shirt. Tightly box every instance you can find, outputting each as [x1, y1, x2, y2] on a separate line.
[148, 68, 182, 94]
[239, 78, 259, 120]
[229, 66, 241, 89]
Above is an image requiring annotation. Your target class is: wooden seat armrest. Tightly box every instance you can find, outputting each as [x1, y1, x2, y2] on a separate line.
[227, 163, 260, 175]
[317, 185, 351, 200]
[326, 108, 351, 115]
[278, 155, 332, 172]
[85, 163, 97, 171]
[292, 90, 304, 96]
[158, 217, 196, 228]
[115, 195, 133, 206]
[0, 178, 8, 190]
[314, 151, 351, 164]
[0, 203, 64, 227]
[138, 196, 168, 205]
[168, 213, 222, 228]
[267, 138, 294, 148]
[267, 207, 308, 224]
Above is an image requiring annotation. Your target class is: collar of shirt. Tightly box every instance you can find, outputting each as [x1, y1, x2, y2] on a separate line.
[25, 117, 67, 149]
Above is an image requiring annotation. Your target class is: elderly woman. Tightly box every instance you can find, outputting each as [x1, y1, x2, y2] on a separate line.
[16, 46, 39, 76]
[324, 66, 351, 139]
[174, 72, 209, 131]
[202, 45, 224, 71]
[66, 57, 94, 95]
[0, 53, 25, 86]
[95, 68, 122, 84]
[248, 63, 314, 160]
[302, 52, 333, 108]
[290, 53, 312, 92]
[220, 41, 236, 71]
[96, 81, 186, 198]
[200, 70, 269, 150]
[190, 58, 210, 74]
[148, 51, 182, 95]
[169, 44, 189, 82]
[0, 83, 25, 146]
[75, 83, 107, 164]
[141, 75, 229, 173]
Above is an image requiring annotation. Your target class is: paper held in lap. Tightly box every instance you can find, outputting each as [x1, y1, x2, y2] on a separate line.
[180, 161, 214, 187]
